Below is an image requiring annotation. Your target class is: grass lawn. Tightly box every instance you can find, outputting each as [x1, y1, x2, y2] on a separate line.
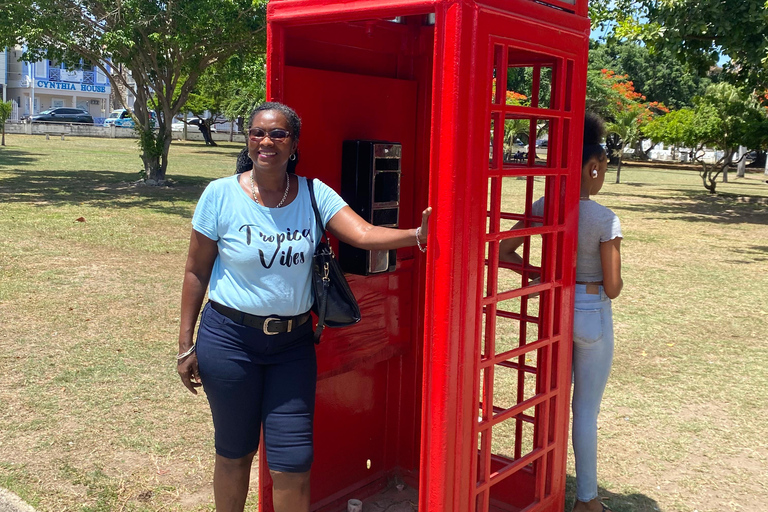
[1, 135, 767, 512]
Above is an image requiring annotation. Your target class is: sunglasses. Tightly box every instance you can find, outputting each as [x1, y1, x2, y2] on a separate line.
[248, 128, 291, 142]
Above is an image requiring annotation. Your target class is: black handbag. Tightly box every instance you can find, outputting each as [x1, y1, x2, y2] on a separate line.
[307, 179, 361, 342]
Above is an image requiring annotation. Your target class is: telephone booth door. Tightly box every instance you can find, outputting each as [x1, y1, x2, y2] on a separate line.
[263, 1, 590, 511]
[474, 11, 589, 512]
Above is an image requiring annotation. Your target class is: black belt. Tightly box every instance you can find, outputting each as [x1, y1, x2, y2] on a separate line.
[209, 301, 311, 335]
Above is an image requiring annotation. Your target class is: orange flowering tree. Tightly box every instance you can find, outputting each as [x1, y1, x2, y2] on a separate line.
[598, 69, 668, 182]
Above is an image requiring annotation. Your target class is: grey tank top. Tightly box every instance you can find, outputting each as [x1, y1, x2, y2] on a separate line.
[531, 197, 622, 282]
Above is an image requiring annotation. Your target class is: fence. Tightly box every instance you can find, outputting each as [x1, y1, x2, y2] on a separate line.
[2, 120, 247, 143]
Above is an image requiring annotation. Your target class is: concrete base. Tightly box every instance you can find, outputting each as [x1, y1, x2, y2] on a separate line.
[0, 488, 37, 512]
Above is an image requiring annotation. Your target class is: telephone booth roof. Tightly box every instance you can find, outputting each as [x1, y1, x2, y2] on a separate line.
[268, 0, 589, 21]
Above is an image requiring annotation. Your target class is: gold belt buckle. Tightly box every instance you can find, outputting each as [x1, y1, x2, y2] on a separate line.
[263, 317, 280, 335]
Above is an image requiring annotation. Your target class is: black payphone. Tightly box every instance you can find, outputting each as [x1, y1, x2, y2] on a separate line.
[339, 140, 402, 275]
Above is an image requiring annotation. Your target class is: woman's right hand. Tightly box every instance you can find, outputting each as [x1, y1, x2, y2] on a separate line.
[177, 352, 202, 395]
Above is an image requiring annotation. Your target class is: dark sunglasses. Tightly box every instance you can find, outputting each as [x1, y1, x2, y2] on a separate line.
[248, 128, 291, 142]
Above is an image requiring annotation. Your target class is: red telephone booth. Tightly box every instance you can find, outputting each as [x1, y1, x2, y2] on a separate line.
[262, 1, 590, 511]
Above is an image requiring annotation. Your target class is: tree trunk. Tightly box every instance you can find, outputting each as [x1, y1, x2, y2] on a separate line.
[765, 151, 768, 180]
[615, 156, 622, 184]
[700, 161, 716, 193]
[635, 139, 650, 161]
[737, 146, 746, 177]
[1, 128, 5, 146]
[144, 127, 171, 183]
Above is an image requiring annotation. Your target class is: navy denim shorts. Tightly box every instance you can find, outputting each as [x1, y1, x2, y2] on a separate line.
[196, 302, 317, 472]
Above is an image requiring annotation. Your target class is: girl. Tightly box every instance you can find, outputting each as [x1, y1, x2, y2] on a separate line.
[500, 113, 622, 512]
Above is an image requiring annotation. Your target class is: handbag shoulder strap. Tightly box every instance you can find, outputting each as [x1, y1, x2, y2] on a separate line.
[307, 177, 328, 343]
[306, 178, 328, 242]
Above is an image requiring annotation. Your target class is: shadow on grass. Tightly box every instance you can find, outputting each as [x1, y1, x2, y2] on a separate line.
[565, 475, 661, 512]
[601, 189, 768, 226]
[0, 168, 213, 218]
[173, 140, 245, 158]
[0, 149, 44, 168]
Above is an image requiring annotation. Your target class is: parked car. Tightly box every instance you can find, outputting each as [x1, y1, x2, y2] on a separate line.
[30, 107, 94, 124]
[104, 109, 157, 128]
[535, 139, 548, 148]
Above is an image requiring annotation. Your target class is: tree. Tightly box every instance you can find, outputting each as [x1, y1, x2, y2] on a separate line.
[589, 40, 712, 110]
[606, 109, 643, 183]
[644, 0, 768, 93]
[592, 68, 667, 179]
[643, 84, 768, 193]
[589, 0, 768, 93]
[181, 52, 267, 144]
[0, 101, 12, 146]
[219, 53, 267, 136]
[0, 0, 267, 182]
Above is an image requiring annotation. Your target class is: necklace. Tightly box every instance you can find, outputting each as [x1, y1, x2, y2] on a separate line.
[250, 170, 290, 208]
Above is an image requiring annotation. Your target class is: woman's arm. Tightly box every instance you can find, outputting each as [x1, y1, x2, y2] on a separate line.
[498, 221, 525, 265]
[600, 237, 623, 299]
[327, 206, 431, 250]
[498, 221, 541, 281]
[177, 230, 219, 394]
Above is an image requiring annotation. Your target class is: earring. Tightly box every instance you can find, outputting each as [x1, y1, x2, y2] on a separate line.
[591, 169, 598, 178]
[289, 153, 297, 161]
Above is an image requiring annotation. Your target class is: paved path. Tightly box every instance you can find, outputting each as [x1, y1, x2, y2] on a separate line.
[0, 489, 36, 512]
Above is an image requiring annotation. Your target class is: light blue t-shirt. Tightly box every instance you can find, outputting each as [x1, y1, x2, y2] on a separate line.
[192, 174, 347, 316]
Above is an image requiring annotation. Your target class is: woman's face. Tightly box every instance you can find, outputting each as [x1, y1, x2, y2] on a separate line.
[247, 110, 298, 173]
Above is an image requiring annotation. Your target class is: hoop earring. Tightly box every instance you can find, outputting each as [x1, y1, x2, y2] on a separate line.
[591, 169, 598, 178]
[290, 153, 297, 161]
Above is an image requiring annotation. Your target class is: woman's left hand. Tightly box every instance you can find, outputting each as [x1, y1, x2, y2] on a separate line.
[418, 207, 432, 244]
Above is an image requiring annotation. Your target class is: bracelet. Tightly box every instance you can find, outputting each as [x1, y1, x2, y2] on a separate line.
[415, 227, 427, 253]
[176, 344, 196, 361]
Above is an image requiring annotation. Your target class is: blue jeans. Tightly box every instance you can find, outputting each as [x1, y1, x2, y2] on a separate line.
[572, 284, 614, 502]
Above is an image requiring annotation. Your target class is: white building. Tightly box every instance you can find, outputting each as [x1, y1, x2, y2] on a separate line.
[5, 46, 112, 124]
[1, 48, 7, 102]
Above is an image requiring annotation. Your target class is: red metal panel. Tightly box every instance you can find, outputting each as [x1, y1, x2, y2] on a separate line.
[418, 2, 485, 511]
[268, 0, 437, 25]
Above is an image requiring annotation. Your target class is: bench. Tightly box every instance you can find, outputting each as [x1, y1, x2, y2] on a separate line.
[41, 122, 72, 140]
[44, 131, 68, 140]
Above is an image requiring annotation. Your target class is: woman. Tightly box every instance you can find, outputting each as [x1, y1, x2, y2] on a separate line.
[176, 102, 431, 512]
[499, 113, 622, 512]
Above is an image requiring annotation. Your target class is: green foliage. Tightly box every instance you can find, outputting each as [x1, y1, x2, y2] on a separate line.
[180, 52, 267, 136]
[645, 0, 768, 91]
[0, 0, 268, 180]
[0, 101, 12, 146]
[642, 108, 704, 149]
[506, 66, 552, 108]
[643, 83, 768, 192]
[606, 108, 644, 182]
[0, 101, 11, 123]
[589, 0, 768, 91]
[585, 69, 623, 119]
[589, 40, 712, 110]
